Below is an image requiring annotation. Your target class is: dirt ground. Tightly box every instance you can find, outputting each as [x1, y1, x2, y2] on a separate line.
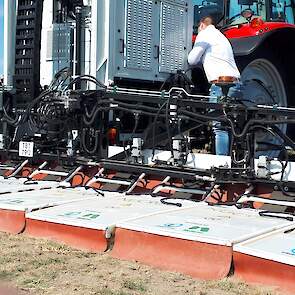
[0, 232, 283, 295]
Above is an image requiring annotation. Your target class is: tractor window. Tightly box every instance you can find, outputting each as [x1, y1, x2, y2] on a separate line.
[271, 0, 295, 23]
[228, 0, 266, 24]
[192, 0, 224, 27]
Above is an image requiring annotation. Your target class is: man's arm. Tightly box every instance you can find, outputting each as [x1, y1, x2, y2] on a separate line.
[187, 41, 208, 66]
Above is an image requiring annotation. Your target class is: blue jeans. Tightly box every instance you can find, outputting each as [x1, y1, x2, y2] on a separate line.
[209, 83, 244, 156]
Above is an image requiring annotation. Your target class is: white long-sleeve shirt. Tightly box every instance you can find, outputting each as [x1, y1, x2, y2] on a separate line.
[188, 25, 240, 83]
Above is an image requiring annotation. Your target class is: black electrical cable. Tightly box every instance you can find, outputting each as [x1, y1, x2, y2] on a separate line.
[124, 113, 140, 161]
[160, 74, 173, 92]
[165, 96, 174, 159]
[177, 119, 189, 166]
[151, 101, 168, 160]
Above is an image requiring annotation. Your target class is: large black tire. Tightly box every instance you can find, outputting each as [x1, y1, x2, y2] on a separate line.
[237, 50, 291, 158]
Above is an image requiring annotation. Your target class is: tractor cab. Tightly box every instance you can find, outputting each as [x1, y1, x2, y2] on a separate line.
[192, 0, 295, 30]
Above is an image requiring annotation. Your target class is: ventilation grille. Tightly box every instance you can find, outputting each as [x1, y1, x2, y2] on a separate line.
[159, 1, 186, 73]
[125, 0, 153, 70]
[47, 24, 73, 61]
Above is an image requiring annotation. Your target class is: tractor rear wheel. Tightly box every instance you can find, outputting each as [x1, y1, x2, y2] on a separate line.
[239, 55, 289, 158]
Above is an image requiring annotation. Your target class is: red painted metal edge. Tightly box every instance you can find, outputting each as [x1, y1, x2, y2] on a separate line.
[233, 252, 295, 294]
[25, 219, 107, 252]
[111, 228, 232, 279]
[0, 209, 26, 234]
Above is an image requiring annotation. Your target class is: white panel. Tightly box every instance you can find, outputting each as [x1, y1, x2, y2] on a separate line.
[159, 1, 187, 73]
[125, 0, 153, 70]
[0, 178, 61, 194]
[234, 224, 295, 266]
[0, 187, 97, 212]
[26, 193, 195, 230]
[117, 203, 293, 246]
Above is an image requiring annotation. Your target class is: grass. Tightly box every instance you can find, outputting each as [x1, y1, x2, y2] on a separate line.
[122, 279, 147, 292]
[96, 290, 131, 295]
[0, 232, 281, 295]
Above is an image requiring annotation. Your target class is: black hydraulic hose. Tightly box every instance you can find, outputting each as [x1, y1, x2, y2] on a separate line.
[259, 211, 293, 221]
[272, 125, 295, 151]
[83, 106, 101, 126]
[152, 101, 168, 160]
[48, 67, 71, 90]
[2, 106, 20, 126]
[81, 129, 99, 155]
[179, 109, 226, 123]
[84, 105, 99, 119]
[85, 106, 168, 120]
[64, 75, 106, 91]
[79, 75, 107, 88]
[109, 100, 163, 113]
[91, 98, 165, 114]
[160, 197, 182, 207]
[21, 90, 56, 124]
[227, 117, 295, 139]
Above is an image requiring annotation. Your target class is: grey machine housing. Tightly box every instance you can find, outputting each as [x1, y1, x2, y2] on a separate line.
[41, 0, 194, 87]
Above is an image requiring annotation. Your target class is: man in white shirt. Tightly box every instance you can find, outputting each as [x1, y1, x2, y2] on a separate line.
[188, 16, 242, 156]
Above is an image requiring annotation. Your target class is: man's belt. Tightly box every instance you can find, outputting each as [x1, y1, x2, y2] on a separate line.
[210, 76, 238, 84]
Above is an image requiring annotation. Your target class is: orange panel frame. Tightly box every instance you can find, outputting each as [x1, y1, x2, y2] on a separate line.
[25, 219, 108, 252]
[234, 252, 295, 294]
[111, 228, 232, 280]
[0, 209, 26, 234]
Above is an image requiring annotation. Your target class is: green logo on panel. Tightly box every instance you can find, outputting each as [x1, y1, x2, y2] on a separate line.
[63, 211, 81, 217]
[4, 199, 25, 204]
[184, 226, 209, 233]
[60, 211, 101, 220]
[78, 213, 100, 220]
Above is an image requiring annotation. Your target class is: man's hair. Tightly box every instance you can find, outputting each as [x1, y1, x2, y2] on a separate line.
[200, 16, 215, 26]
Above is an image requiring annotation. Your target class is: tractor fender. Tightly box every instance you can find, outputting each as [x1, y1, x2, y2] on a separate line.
[229, 27, 295, 57]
